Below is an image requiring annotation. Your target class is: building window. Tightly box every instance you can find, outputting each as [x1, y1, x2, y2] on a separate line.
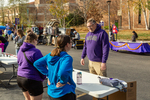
[138, 3, 142, 24]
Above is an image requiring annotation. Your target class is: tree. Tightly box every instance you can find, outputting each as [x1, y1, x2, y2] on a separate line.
[65, 12, 84, 27]
[49, 0, 69, 27]
[8, 0, 29, 27]
[129, 0, 148, 30]
[145, 0, 150, 29]
[127, 0, 132, 29]
[75, 0, 91, 25]
[86, 0, 101, 23]
[0, 0, 5, 25]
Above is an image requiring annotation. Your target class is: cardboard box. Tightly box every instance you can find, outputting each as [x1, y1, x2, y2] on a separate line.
[75, 40, 84, 45]
[66, 29, 71, 36]
[93, 81, 136, 100]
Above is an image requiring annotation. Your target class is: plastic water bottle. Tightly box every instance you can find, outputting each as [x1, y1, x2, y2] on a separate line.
[77, 72, 82, 85]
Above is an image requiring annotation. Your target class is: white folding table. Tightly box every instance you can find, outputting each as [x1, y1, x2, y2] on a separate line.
[0, 54, 17, 85]
[73, 69, 127, 100]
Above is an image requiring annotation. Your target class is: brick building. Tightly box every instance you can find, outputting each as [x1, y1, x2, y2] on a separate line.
[75, 0, 150, 30]
[1, 0, 150, 30]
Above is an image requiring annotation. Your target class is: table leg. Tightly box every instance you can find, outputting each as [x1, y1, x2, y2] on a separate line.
[107, 96, 108, 100]
[0, 62, 6, 71]
[0, 80, 7, 88]
[8, 64, 17, 85]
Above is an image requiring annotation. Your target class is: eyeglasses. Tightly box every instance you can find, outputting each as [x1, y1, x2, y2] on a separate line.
[87, 23, 94, 28]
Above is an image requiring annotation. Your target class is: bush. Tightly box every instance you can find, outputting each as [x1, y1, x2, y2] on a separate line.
[104, 26, 109, 30]
[65, 13, 84, 27]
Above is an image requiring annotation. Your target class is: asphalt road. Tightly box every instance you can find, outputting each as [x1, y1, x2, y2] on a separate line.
[0, 41, 150, 100]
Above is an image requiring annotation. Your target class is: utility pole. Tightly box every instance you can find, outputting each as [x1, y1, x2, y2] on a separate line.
[107, 0, 111, 41]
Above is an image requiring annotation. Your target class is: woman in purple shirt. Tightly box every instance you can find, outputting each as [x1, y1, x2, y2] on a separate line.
[17, 31, 46, 100]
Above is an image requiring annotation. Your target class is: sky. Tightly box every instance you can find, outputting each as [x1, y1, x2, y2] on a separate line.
[4, 0, 35, 6]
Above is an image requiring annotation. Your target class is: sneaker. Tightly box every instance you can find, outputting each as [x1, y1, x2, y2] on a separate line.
[72, 44, 75, 48]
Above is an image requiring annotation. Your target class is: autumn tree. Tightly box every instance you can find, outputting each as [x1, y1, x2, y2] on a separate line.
[49, 0, 69, 27]
[0, 0, 5, 25]
[75, 0, 91, 25]
[86, 0, 101, 23]
[128, 0, 148, 30]
[8, 0, 29, 26]
[145, 0, 150, 29]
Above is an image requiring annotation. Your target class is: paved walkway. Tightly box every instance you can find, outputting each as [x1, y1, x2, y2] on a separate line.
[0, 41, 92, 100]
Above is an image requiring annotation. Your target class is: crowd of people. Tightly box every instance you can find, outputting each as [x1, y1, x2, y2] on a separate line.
[0, 18, 110, 100]
[17, 31, 76, 100]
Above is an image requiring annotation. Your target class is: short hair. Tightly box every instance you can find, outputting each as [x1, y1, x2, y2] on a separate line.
[24, 31, 37, 43]
[87, 18, 96, 24]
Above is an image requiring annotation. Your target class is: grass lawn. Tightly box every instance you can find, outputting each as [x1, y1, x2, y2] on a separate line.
[78, 29, 150, 41]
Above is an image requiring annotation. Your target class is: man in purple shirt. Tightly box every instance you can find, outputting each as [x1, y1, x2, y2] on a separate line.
[80, 18, 109, 76]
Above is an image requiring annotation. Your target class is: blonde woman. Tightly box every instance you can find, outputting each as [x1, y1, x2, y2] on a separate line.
[17, 32, 46, 100]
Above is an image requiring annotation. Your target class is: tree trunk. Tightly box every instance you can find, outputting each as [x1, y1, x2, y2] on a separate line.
[140, 0, 148, 30]
[149, 10, 150, 29]
[83, 0, 87, 26]
[143, 10, 148, 30]
[63, 17, 65, 28]
[127, 0, 131, 29]
[2, 7, 5, 25]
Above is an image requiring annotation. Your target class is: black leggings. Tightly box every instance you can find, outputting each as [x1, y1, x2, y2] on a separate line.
[49, 92, 76, 100]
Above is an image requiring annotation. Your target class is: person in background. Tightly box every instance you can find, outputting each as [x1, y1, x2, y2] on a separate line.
[14, 29, 26, 54]
[43, 27, 47, 35]
[53, 25, 60, 46]
[80, 18, 109, 77]
[0, 36, 9, 52]
[17, 31, 46, 100]
[34, 35, 76, 100]
[33, 25, 40, 40]
[12, 29, 17, 41]
[45, 25, 53, 45]
[0, 29, 3, 36]
[7, 28, 12, 41]
[72, 31, 80, 45]
[110, 26, 115, 41]
[38, 25, 43, 36]
[4, 29, 8, 40]
[132, 31, 138, 42]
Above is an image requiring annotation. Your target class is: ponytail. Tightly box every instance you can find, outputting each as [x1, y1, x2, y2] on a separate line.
[50, 35, 71, 56]
[51, 47, 64, 56]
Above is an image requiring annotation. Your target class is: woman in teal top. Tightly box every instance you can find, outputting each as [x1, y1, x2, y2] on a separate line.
[34, 35, 76, 100]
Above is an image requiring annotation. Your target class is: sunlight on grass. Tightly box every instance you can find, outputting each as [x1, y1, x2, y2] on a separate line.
[78, 29, 150, 41]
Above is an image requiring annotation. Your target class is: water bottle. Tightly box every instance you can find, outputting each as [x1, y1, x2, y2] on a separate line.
[77, 72, 82, 85]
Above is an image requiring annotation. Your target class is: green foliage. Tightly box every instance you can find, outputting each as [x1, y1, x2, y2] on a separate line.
[104, 26, 109, 30]
[145, 0, 150, 10]
[65, 13, 84, 27]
